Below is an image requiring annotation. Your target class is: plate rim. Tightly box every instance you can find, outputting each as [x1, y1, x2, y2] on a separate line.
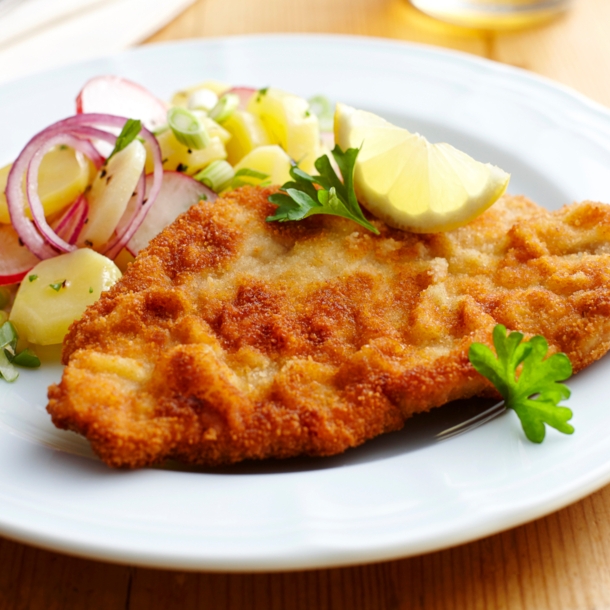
[2, 33, 610, 571]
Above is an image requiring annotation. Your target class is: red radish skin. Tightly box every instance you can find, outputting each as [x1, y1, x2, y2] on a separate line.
[227, 87, 256, 110]
[127, 172, 216, 256]
[0, 224, 40, 285]
[76, 76, 167, 130]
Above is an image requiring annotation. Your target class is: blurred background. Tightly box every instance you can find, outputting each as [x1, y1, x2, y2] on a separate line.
[0, 0, 608, 108]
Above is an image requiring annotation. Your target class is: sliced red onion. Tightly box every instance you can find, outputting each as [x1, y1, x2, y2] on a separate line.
[101, 124, 163, 260]
[53, 194, 89, 245]
[6, 113, 164, 263]
[102, 171, 145, 260]
[6, 120, 117, 259]
[26, 134, 91, 253]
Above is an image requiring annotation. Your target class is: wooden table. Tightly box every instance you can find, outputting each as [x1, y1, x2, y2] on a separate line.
[4, 1, 610, 608]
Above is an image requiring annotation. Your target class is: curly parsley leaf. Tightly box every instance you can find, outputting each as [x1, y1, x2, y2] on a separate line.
[267, 145, 379, 235]
[468, 324, 573, 443]
[107, 118, 142, 161]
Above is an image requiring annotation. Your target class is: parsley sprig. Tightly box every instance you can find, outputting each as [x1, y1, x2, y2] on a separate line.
[469, 324, 574, 443]
[0, 321, 40, 383]
[267, 146, 379, 235]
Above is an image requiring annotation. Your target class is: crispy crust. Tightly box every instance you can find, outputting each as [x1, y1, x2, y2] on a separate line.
[47, 186, 610, 467]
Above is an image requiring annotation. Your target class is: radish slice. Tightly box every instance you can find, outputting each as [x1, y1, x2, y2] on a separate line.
[127, 171, 216, 256]
[227, 87, 256, 110]
[0, 224, 40, 285]
[53, 195, 89, 245]
[76, 76, 167, 131]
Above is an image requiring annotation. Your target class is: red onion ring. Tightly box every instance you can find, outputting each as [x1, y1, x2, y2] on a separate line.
[49, 115, 164, 260]
[102, 171, 146, 259]
[6, 113, 163, 263]
[25, 133, 99, 253]
[53, 194, 89, 245]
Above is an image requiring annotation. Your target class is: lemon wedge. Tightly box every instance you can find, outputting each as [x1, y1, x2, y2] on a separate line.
[248, 88, 320, 173]
[0, 146, 91, 224]
[334, 103, 510, 233]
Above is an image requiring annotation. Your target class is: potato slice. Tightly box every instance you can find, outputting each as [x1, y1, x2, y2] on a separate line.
[10, 249, 121, 345]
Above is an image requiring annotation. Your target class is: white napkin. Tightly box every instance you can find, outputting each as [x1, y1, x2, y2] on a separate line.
[0, 0, 196, 85]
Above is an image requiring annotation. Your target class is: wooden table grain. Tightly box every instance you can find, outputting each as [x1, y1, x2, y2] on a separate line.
[4, 1, 610, 608]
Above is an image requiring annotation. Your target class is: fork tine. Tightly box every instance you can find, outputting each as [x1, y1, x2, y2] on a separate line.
[436, 400, 506, 441]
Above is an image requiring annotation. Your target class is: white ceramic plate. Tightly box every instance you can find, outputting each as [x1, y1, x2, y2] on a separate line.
[2, 35, 610, 572]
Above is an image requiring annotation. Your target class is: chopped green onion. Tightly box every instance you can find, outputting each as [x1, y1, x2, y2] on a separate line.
[0, 320, 18, 353]
[235, 168, 269, 180]
[194, 160, 235, 192]
[28, 274, 38, 283]
[0, 321, 41, 382]
[308, 95, 334, 132]
[209, 94, 239, 124]
[167, 107, 211, 150]
[49, 281, 65, 292]
[0, 287, 10, 309]
[0, 350, 18, 382]
[11, 348, 41, 368]
[153, 124, 169, 136]
[231, 168, 270, 189]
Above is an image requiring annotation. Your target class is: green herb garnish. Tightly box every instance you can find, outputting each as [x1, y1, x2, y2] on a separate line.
[11, 348, 41, 368]
[107, 118, 142, 161]
[28, 274, 38, 283]
[49, 281, 65, 292]
[255, 87, 269, 102]
[0, 321, 40, 382]
[0, 320, 18, 356]
[469, 324, 574, 443]
[267, 146, 379, 235]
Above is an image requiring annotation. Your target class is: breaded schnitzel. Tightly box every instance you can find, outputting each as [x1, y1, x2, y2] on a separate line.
[47, 186, 610, 468]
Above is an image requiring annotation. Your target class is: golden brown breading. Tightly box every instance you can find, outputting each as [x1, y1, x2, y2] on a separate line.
[47, 186, 610, 468]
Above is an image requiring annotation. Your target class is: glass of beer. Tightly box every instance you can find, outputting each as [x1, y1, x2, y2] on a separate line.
[408, 0, 571, 29]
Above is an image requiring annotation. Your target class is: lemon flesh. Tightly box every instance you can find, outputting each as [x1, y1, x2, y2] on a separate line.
[234, 145, 292, 187]
[248, 88, 321, 173]
[0, 146, 90, 224]
[334, 103, 510, 233]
